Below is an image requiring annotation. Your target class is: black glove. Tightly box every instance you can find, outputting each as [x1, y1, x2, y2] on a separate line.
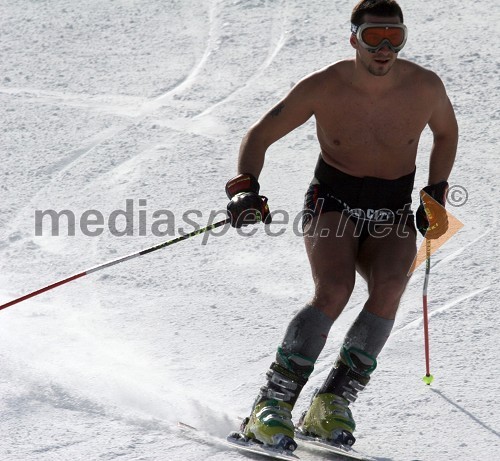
[416, 181, 449, 239]
[226, 173, 271, 228]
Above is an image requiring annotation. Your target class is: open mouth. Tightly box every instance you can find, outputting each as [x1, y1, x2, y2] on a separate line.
[374, 58, 390, 64]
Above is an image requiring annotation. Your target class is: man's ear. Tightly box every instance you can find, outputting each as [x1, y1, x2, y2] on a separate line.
[350, 34, 358, 49]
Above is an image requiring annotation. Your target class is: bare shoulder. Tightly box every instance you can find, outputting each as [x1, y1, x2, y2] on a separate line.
[307, 60, 353, 82]
[294, 60, 353, 94]
[398, 59, 447, 94]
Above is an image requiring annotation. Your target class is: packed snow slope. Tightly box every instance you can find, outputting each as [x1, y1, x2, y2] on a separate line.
[0, 1, 499, 460]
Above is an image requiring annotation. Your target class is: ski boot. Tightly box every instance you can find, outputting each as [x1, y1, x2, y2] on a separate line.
[297, 346, 377, 447]
[240, 348, 314, 452]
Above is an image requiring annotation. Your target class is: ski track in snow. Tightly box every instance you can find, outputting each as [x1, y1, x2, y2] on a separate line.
[193, 0, 287, 120]
[1, 0, 286, 247]
[0, 0, 216, 244]
[393, 286, 492, 334]
[0, 87, 147, 116]
[1, 1, 500, 460]
[138, 0, 219, 115]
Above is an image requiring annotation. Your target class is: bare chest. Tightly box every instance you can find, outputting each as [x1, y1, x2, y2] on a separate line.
[315, 86, 432, 151]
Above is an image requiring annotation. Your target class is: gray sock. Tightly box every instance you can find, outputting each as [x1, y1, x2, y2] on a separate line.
[343, 309, 395, 358]
[279, 304, 335, 364]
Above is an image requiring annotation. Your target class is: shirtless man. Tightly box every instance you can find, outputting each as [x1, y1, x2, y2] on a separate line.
[225, 0, 458, 452]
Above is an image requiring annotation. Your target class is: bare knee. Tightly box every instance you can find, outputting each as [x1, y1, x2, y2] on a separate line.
[365, 276, 411, 318]
[374, 275, 410, 299]
[312, 279, 355, 319]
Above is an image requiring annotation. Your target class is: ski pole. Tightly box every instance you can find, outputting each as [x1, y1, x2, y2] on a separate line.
[422, 238, 434, 385]
[0, 217, 231, 312]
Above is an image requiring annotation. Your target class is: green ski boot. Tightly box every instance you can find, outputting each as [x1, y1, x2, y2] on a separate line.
[297, 346, 377, 447]
[240, 348, 314, 451]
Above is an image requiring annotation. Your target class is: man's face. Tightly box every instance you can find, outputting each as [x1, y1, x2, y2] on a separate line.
[351, 14, 403, 77]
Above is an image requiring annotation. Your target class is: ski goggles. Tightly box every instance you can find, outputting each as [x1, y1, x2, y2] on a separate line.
[351, 23, 408, 53]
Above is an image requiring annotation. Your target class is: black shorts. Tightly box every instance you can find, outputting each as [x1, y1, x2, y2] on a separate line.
[303, 155, 416, 243]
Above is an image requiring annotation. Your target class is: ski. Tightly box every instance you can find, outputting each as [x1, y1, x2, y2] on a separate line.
[178, 421, 373, 460]
[178, 422, 299, 460]
[226, 430, 300, 460]
[295, 430, 373, 461]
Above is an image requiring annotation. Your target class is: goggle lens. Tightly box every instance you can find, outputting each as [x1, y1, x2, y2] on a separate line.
[351, 23, 408, 53]
[361, 26, 405, 48]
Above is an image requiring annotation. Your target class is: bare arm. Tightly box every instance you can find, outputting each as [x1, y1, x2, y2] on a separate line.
[237, 76, 317, 177]
[427, 76, 459, 185]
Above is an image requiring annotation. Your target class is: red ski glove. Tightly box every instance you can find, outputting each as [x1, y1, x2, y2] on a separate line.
[226, 173, 271, 228]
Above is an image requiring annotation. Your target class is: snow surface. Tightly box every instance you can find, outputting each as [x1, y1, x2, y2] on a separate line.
[1, 1, 499, 460]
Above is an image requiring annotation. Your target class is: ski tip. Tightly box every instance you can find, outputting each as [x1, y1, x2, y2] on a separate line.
[177, 421, 198, 431]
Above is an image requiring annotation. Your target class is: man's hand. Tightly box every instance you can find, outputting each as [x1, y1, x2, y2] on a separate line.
[226, 173, 271, 228]
[416, 181, 449, 239]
